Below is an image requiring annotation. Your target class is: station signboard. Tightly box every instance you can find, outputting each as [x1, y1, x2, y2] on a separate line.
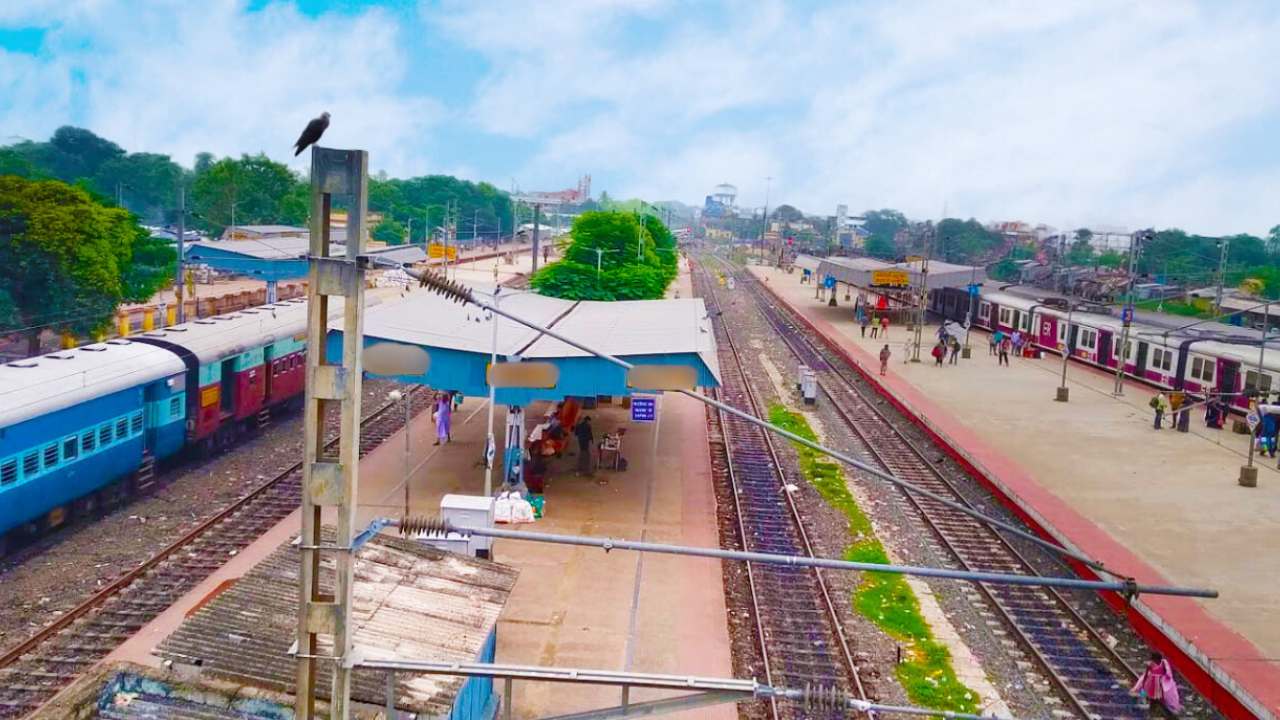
[871, 269, 911, 288]
[630, 395, 657, 423]
[428, 243, 444, 258]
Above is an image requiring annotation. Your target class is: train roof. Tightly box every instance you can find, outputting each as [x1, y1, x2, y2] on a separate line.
[0, 340, 185, 428]
[132, 298, 316, 364]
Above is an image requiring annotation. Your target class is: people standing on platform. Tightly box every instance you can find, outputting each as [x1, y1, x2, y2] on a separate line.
[1205, 394, 1225, 429]
[1011, 330, 1023, 356]
[1169, 391, 1185, 429]
[931, 341, 945, 366]
[1150, 392, 1168, 430]
[1260, 411, 1279, 458]
[860, 312, 870, 337]
[879, 344, 891, 376]
[990, 330, 1003, 356]
[880, 315, 890, 338]
[948, 336, 961, 364]
[433, 391, 453, 445]
[573, 416, 595, 475]
[1131, 651, 1182, 718]
[869, 314, 879, 339]
[998, 336, 1012, 366]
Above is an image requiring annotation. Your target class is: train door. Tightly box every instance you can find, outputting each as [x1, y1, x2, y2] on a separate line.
[219, 358, 235, 414]
[1012, 309, 1022, 333]
[1135, 342, 1149, 375]
[1098, 330, 1113, 367]
[262, 344, 276, 402]
[1217, 358, 1241, 402]
[1038, 316, 1056, 348]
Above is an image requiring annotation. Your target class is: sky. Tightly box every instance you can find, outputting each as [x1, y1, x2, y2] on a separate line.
[1, 0, 1278, 236]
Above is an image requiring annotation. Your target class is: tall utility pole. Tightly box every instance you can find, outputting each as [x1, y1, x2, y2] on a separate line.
[296, 146, 368, 720]
[1113, 230, 1146, 396]
[175, 187, 186, 323]
[531, 203, 543, 275]
[760, 176, 772, 261]
[1214, 237, 1231, 315]
[1241, 300, 1271, 487]
[911, 224, 931, 362]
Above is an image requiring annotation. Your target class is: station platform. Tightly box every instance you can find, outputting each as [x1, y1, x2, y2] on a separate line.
[748, 264, 1280, 718]
[102, 257, 733, 720]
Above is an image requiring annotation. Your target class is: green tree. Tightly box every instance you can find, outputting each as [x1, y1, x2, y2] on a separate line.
[191, 154, 306, 235]
[864, 233, 897, 260]
[531, 210, 677, 300]
[0, 148, 37, 177]
[1267, 225, 1280, 257]
[94, 151, 187, 223]
[372, 218, 406, 245]
[935, 218, 1002, 264]
[772, 204, 804, 223]
[1096, 250, 1125, 269]
[0, 176, 172, 354]
[1066, 237, 1095, 266]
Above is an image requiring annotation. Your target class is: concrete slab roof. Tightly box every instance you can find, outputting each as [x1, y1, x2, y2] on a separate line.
[156, 531, 518, 717]
[332, 283, 722, 404]
[817, 256, 984, 291]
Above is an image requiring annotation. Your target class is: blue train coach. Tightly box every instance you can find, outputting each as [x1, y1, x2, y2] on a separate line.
[0, 339, 186, 553]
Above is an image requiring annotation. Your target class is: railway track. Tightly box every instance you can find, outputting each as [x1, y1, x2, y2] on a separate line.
[693, 267, 873, 720]
[718, 258, 1148, 719]
[0, 387, 430, 719]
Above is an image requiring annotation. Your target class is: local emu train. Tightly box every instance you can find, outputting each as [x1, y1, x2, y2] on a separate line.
[929, 285, 1279, 412]
[0, 299, 317, 552]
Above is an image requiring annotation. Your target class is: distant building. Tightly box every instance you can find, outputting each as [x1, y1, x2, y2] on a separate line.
[221, 224, 307, 242]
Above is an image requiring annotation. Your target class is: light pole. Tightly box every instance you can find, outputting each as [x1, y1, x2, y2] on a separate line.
[1241, 300, 1272, 487]
[1113, 230, 1147, 396]
[760, 176, 772, 262]
[1214, 237, 1231, 315]
[1056, 304, 1077, 402]
[484, 288, 501, 497]
[388, 388, 412, 518]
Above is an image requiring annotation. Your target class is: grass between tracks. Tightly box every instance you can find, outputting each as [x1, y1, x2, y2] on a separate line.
[768, 403, 980, 714]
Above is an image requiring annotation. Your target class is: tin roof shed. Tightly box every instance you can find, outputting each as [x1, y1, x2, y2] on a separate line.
[155, 531, 517, 718]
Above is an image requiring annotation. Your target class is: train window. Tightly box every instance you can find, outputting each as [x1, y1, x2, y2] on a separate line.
[1245, 371, 1273, 396]
[82, 430, 97, 453]
[99, 424, 113, 446]
[978, 303, 990, 320]
[1151, 348, 1173, 372]
[23, 451, 39, 477]
[62, 436, 78, 461]
[43, 443, 59, 469]
[131, 412, 144, 435]
[116, 418, 129, 439]
[999, 307, 1012, 326]
[1, 458, 16, 485]
[1079, 328, 1097, 349]
[1191, 357, 1215, 383]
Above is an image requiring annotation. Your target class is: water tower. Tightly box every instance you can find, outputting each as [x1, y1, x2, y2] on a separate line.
[712, 183, 737, 209]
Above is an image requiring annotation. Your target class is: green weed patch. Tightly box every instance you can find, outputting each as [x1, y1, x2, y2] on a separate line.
[768, 404, 980, 714]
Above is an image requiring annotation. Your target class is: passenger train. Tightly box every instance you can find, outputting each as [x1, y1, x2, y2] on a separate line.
[0, 299, 321, 554]
[929, 285, 1279, 413]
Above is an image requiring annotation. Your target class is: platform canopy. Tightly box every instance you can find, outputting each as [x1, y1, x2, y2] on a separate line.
[816, 256, 985, 291]
[329, 283, 721, 404]
[185, 239, 426, 281]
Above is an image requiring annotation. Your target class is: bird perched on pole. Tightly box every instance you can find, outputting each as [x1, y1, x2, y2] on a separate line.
[293, 111, 330, 156]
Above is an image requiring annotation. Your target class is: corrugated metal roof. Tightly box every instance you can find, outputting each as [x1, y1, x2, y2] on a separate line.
[132, 299, 317, 365]
[0, 341, 185, 428]
[347, 282, 722, 394]
[28, 662, 298, 719]
[187, 236, 330, 261]
[157, 531, 517, 715]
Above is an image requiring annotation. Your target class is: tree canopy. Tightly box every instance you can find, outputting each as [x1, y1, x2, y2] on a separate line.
[191, 154, 308, 235]
[530, 211, 678, 301]
[0, 175, 174, 352]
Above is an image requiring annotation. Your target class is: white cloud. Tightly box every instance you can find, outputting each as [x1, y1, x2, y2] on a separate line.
[3, 0, 440, 176]
[440, 0, 1280, 235]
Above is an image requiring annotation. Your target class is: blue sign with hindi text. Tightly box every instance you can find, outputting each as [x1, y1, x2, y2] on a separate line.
[631, 396, 657, 423]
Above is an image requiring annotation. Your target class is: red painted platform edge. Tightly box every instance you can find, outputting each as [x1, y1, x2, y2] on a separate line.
[751, 273, 1272, 720]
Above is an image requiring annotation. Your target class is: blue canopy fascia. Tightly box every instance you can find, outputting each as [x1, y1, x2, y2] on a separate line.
[184, 247, 309, 281]
[326, 331, 719, 405]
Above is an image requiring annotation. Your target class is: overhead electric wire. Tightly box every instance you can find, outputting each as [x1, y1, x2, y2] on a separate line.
[393, 261, 1223, 593]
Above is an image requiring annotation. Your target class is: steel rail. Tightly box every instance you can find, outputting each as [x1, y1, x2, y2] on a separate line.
[0, 388, 427, 717]
[400, 262, 1218, 600]
[734, 261, 1147, 718]
[697, 266, 870, 718]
